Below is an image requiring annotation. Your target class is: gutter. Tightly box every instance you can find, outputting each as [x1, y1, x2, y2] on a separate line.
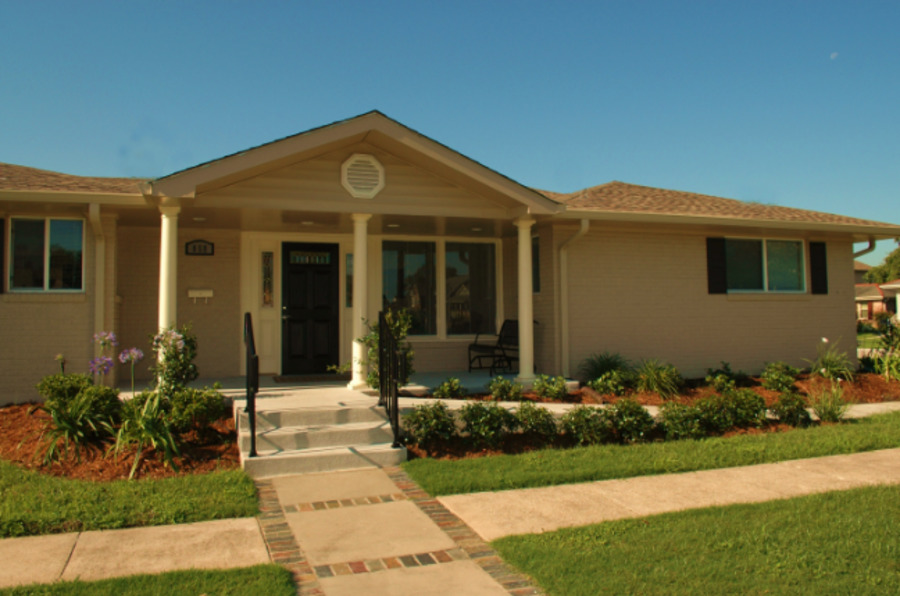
[853, 237, 877, 258]
[559, 219, 590, 378]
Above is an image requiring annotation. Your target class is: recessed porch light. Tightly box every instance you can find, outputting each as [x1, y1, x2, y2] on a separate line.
[471, 227, 482, 232]
[192, 217, 206, 222]
[301, 221, 315, 226]
[386, 224, 400, 228]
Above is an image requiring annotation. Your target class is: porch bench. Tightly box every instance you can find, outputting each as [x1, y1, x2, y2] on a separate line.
[468, 319, 519, 375]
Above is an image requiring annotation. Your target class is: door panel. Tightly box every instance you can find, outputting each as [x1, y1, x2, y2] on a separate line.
[281, 243, 339, 375]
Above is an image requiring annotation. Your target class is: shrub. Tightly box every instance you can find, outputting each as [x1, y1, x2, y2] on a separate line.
[696, 389, 767, 435]
[402, 401, 457, 450]
[604, 398, 654, 444]
[116, 392, 180, 479]
[39, 384, 122, 463]
[560, 406, 611, 446]
[515, 401, 558, 445]
[587, 370, 632, 397]
[772, 392, 811, 427]
[36, 373, 94, 406]
[459, 402, 518, 449]
[151, 326, 199, 396]
[169, 386, 226, 434]
[578, 352, 631, 383]
[873, 352, 900, 382]
[808, 338, 854, 382]
[760, 361, 799, 393]
[810, 381, 849, 423]
[705, 362, 749, 393]
[658, 402, 705, 441]
[432, 378, 468, 399]
[532, 375, 570, 401]
[487, 376, 523, 401]
[357, 309, 414, 390]
[634, 359, 682, 399]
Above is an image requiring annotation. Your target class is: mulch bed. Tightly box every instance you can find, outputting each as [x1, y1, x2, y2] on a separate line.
[0, 403, 240, 482]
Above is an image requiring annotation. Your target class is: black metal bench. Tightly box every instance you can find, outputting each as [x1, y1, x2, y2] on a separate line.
[468, 319, 519, 375]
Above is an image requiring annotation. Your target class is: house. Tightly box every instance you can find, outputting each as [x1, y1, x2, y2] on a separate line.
[3, 111, 900, 405]
[854, 260, 871, 284]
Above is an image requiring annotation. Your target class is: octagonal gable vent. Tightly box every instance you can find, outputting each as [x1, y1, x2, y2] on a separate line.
[341, 153, 385, 199]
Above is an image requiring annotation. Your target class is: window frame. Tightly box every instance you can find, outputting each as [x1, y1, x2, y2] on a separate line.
[724, 236, 807, 294]
[7, 216, 85, 293]
[381, 236, 502, 339]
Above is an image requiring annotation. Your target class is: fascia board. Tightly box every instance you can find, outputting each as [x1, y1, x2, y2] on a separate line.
[0, 190, 146, 206]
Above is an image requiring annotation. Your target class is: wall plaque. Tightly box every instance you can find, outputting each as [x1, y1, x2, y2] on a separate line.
[185, 239, 215, 256]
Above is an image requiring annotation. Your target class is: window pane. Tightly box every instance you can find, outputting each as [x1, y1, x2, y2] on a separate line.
[11, 219, 45, 289]
[382, 241, 436, 335]
[446, 242, 496, 335]
[48, 220, 83, 290]
[766, 240, 803, 291]
[725, 239, 763, 290]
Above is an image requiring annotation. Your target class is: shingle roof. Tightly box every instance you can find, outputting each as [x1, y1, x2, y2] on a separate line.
[855, 283, 885, 300]
[0, 162, 144, 194]
[854, 260, 872, 271]
[556, 181, 897, 228]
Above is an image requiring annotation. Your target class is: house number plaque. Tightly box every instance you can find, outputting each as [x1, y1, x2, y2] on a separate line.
[185, 239, 215, 256]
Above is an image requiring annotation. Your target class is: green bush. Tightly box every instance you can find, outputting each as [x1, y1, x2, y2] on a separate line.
[560, 406, 611, 446]
[696, 389, 767, 435]
[39, 384, 122, 463]
[151, 326, 200, 396]
[459, 402, 518, 449]
[36, 373, 94, 405]
[634, 359, 682, 399]
[487, 376, 523, 401]
[604, 398, 654, 444]
[578, 352, 631, 383]
[169, 386, 226, 434]
[515, 401, 558, 445]
[432, 377, 468, 399]
[358, 309, 415, 390]
[658, 402, 705, 441]
[704, 362, 749, 393]
[761, 361, 800, 392]
[810, 381, 849, 423]
[532, 375, 570, 401]
[587, 370, 632, 397]
[402, 401, 458, 450]
[808, 339, 854, 382]
[772, 392, 812, 427]
[116, 392, 180, 479]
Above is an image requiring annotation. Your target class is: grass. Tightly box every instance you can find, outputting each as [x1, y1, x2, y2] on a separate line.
[0, 463, 258, 538]
[493, 484, 900, 595]
[859, 332, 881, 349]
[403, 410, 900, 496]
[0, 564, 295, 596]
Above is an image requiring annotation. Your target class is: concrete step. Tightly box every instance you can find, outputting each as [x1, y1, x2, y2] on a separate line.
[237, 405, 388, 430]
[238, 420, 395, 452]
[240, 443, 407, 478]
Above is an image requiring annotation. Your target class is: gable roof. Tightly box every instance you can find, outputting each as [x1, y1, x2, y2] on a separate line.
[855, 283, 885, 300]
[0, 162, 144, 194]
[855, 260, 872, 271]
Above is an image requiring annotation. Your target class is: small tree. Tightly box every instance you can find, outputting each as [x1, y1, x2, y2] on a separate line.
[358, 309, 414, 390]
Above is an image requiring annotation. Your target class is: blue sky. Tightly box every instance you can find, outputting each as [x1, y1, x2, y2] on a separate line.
[1, 1, 897, 264]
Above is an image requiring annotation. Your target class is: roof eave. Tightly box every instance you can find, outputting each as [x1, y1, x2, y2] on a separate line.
[0, 189, 146, 206]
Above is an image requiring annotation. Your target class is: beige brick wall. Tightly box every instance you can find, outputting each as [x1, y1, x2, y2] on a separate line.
[117, 226, 241, 382]
[565, 227, 856, 379]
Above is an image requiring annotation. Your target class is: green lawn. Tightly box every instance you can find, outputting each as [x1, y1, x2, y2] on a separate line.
[859, 332, 881, 349]
[494, 484, 900, 595]
[0, 463, 258, 538]
[403, 411, 900, 496]
[0, 564, 294, 596]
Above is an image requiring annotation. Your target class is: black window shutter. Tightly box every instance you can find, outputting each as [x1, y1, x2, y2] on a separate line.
[706, 237, 727, 294]
[810, 242, 828, 295]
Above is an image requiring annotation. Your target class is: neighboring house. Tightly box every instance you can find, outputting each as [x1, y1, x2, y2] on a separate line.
[3, 111, 900, 405]
[854, 260, 871, 284]
[855, 283, 890, 320]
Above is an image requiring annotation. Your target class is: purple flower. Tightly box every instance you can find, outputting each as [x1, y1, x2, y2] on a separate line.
[93, 331, 119, 350]
[118, 347, 144, 364]
[89, 356, 114, 375]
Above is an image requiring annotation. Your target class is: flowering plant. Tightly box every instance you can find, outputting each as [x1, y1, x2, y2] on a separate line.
[119, 347, 144, 397]
[151, 325, 198, 396]
[89, 331, 119, 381]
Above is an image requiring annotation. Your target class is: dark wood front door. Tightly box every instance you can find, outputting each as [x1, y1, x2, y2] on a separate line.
[281, 242, 339, 375]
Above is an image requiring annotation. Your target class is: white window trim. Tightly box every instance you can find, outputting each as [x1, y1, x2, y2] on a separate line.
[381, 235, 502, 340]
[725, 236, 807, 294]
[7, 216, 85, 293]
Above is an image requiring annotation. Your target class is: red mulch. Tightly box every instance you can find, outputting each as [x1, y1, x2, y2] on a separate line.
[0, 403, 240, 482]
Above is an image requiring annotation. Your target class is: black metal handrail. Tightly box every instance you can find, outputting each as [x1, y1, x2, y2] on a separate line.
[243, 312, 259, 457]
[377, 311, 403, 448]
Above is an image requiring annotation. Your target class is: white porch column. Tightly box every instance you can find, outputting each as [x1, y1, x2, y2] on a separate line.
[349, 213, 372, 390]
[514, 217, 536, 384]
[157, 204, 181, 330]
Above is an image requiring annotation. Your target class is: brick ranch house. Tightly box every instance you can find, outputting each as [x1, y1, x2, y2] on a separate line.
[2, 111, 900, 405]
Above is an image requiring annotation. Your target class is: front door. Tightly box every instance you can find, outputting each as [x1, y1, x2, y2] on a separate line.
[281, 242, 339, 375]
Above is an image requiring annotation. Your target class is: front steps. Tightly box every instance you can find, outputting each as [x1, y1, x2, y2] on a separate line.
[236, 403, 407, 478]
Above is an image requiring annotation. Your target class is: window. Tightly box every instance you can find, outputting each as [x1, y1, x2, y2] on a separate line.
[9, 218, 83, 291]
[446, 242, 496, 335]
[382, 241, 436, 335]
[723, 238, 804, 292]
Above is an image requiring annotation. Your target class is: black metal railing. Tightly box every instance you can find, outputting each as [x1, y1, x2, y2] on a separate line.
[377, 311, 403, 448]
[243, 312, 260, 457]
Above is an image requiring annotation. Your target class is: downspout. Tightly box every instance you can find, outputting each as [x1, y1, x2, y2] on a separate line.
[88, 204, 106, 381]
[559, 219, 590, 378]
[853, 237, 877, 259]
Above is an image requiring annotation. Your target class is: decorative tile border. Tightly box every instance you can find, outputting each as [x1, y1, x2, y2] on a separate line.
[255, 479, 323, 596]
[313, 546, 467, 578]
[282, 492, 408, 513]
[383, 466, 545, 596]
